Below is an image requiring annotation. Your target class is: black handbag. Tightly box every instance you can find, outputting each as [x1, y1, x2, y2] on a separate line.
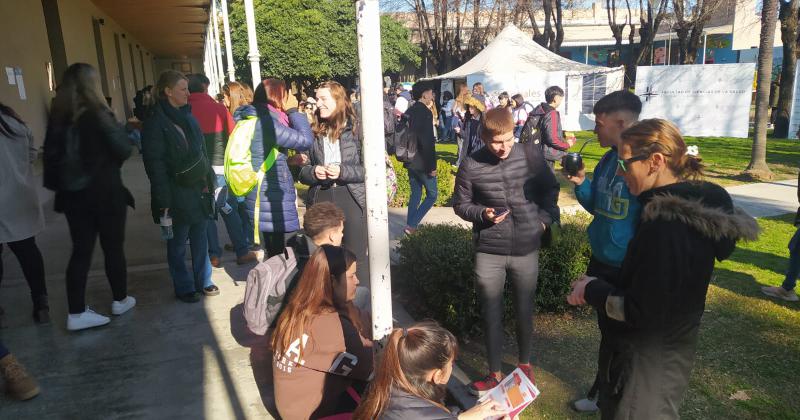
[175, 152, 210, 187]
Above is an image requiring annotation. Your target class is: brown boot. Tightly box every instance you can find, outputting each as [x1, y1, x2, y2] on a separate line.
[0, 354, 40, 401]
[236, 251, 258, 265]
[209, 256, 221, 268]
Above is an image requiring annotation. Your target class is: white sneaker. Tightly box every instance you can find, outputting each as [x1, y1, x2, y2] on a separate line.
[67, 307, 110, 331]
[761, 286, 799, 302]
[573, 398, 599, 412]
[111, 296, 137, 315]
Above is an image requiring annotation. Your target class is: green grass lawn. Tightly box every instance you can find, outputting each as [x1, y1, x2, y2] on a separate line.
[434, 134, 797, 207]
[453, 214, 800, 419]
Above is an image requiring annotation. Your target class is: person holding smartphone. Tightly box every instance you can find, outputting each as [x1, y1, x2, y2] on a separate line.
[454, 108, 560, 396]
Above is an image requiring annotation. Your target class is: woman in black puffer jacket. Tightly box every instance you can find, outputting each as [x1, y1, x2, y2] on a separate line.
[567, 119, 759, 420]
[299, 81, 369, 303]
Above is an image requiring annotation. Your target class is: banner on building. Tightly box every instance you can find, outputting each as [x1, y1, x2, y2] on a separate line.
[787, 65, 800, 139]
[635, 64, 755, 138]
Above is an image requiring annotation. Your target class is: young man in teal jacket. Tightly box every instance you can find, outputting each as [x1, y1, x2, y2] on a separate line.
[565, 90, 642, 412]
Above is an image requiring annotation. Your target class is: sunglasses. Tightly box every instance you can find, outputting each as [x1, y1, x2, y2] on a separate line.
[617, 154, 650, 172]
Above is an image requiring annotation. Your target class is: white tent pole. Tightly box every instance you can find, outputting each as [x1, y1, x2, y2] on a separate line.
[585, 45, 589, 64]
[221, 0, 236, 82]
[668, 33, 672, 66]
[243, 0, 261, 85]
[355, 0, 393, 344]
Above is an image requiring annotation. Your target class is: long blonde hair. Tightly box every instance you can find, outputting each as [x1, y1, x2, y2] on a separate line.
[223, 81, 250, 114]
[313, 81, 357, 141]
[49, 63, 110, 125]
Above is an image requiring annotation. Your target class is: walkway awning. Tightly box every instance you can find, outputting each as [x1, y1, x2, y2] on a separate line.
[92, 0, 210, 57]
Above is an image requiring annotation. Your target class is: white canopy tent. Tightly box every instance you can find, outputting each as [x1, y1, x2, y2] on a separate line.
[432, 24, 625, 131]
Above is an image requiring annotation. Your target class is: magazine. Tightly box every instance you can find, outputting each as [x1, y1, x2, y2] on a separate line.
[477, 367, 540, 419]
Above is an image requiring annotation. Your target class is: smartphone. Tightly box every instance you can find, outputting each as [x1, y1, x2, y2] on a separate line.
[494, 207, 510, 218]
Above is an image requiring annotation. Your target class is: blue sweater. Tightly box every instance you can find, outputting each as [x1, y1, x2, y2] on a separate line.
[575, 148, 640, 267]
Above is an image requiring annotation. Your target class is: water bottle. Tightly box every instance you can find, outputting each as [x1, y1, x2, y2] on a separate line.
[160, 209, 174, 241]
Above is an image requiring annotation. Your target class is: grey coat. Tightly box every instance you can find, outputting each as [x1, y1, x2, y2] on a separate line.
[0, 114, 44, 243]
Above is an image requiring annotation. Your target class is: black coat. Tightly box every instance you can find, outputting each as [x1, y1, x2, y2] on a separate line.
[405, 101, 436, 173]
[298, 122, 366, 209]
[47, 107, 134, 213]
[379, 388, 458, 420]
[453, 140, 560, 255]
[584, 181, 759, 419]
[142, 102, 214, 225]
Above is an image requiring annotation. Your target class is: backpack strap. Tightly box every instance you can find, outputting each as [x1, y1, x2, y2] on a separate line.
[252, 147, 279, 245]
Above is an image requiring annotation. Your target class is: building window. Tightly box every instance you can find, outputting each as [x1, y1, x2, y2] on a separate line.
[582, 73, 607, 114]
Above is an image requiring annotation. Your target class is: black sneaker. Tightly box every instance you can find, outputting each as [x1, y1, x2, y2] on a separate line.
[177, 292, 202, 303]
[203, 285, 220, 296]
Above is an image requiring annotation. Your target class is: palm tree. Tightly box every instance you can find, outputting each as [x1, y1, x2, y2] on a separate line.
[746, 0, 778, 180]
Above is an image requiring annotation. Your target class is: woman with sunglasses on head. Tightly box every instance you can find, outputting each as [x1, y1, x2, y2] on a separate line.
[567, 119, 759, 419]
[272, 245, 373, 419]
[354, 321, 511, 420]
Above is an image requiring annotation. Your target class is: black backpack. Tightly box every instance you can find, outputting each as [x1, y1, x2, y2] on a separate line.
[519, 111, 566, 163]
[43, 123, 91, 192]
[392, 113, 418, 163]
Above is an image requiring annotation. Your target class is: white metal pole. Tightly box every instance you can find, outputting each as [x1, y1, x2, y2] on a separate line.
[221, 0, 236, 82]
[667, 33, 672, 66]
[243, 0, 261, 85]
[585, 44, 589, 64]
[207, 16, 220, 97]
[355, 0, 393, 344]
[212, 0, 225, 90]
[702, 32, 708, 64]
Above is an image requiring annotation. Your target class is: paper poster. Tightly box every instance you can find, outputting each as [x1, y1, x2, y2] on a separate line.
[478, 367, 540, 419]
[440, 79, 454, 103]
[14, 68, 26, 100]
[635, 63, 755, 137]
[6, 67, 15, 85]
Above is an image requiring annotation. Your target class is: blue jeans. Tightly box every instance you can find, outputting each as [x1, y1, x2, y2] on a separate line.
[208, 175, 251, 258]
[0, 340, 8, 359]
[167, 220, 214, 296]
[782, 227, 800, 291]
[407, 168, 438, 228]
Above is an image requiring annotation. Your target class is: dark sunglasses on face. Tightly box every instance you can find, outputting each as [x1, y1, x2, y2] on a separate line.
[617, 154, 650, 172]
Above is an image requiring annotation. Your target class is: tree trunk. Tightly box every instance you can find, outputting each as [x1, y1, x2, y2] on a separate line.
[746, 0, 778, 180]
[554, 0, 564, 53]
[774, 0, 799, 138]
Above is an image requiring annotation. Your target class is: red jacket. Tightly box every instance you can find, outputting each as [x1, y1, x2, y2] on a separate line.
[188, 92, 235, 166]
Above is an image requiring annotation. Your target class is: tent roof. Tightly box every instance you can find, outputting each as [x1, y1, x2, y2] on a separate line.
[432, 24, 621, 79]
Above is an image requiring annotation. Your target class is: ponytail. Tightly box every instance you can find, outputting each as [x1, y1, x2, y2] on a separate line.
[621, 118, 705, 181]
[354, 322, 458, 420]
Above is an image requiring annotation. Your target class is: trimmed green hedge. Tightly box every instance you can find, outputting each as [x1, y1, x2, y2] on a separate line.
[389, 156, 456, 207]
[396, 213, 592, 337]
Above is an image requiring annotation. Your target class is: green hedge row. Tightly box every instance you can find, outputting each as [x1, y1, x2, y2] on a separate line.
[389, 156, 456, 207]
[396, 213, 592, 337]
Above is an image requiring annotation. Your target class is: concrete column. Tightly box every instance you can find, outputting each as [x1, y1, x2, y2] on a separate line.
[211, 0, 225, 89]
[243, 0, 261, 85]
[355, 0, 393, 344]
[221, 0, 236, 82]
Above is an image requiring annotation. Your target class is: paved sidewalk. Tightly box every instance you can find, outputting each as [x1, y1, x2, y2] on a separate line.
[0, 152, 795, 417]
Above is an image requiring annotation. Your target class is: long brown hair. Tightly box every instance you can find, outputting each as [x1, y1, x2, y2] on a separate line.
[271, 245, 358, 359]
[354, 322, 458, 420]
[49, 63, 110, 126]
[254, 78, 288, 111]
[223, 81, 250, 115]
[313, 80, 357, 141]
[621, 118, 705, 180]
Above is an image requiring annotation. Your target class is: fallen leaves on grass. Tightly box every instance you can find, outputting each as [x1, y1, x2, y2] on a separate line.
[729, 390, 751, 401]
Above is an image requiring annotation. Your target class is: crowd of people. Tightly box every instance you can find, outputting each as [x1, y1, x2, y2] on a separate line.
[0, 60, 793, 420]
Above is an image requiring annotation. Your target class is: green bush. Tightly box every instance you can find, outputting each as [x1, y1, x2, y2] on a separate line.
[389, 156, 456, 207]
[396, 213, 592, 337]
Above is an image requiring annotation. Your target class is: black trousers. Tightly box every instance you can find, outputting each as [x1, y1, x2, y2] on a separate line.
[586, 256, 622, 400]
[64, 204, 128, 314]
[0, 236, 48, 306]
[262, 231, 296, 259]
[314, 186, 369, 289]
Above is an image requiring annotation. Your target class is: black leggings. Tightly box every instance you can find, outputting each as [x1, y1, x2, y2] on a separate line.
[0, 237, 47, 305]
[314, 186, 369, 288]
[64, 205, 128, 314]
[586, 257, 622, 400]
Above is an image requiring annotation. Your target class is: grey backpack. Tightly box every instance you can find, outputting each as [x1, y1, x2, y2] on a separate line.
[243, 247, 297, 335]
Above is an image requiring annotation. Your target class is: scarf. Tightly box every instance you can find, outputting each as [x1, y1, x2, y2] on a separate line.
[268, 104, 289, 127]
[158, 99, 201, 151]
